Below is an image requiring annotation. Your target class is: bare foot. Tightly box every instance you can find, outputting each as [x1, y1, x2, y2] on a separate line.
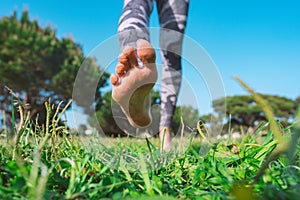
[110, 39, 158, 128]
[159, 126, 172, 152]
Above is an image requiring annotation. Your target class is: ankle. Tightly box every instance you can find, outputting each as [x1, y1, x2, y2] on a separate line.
[159, 126, 172, 152]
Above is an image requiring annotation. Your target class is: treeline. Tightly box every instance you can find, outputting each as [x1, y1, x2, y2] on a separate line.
[86, 90, 299, 136]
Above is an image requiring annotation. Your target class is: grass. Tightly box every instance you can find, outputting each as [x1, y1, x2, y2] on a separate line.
[0, 79, 300, 199]
[1, 112, 299, 199]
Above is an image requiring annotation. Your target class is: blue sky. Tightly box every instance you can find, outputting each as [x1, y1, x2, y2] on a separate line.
[1, 0, 300, 126]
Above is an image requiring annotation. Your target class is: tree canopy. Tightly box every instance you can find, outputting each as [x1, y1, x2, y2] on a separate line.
[0, 10, 108, 124]
[213, 94, 297, 131]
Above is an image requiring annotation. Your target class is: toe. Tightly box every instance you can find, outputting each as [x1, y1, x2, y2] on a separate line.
[137, 39, 156, 64]
[116, 63, 126, 77]
[123, 46, 138, 67]
[110, 74, 119, 86]
[118, 53, 130, 70]
[118, 53, 128, 65]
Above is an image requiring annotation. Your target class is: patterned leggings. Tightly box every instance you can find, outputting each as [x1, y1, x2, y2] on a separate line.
[118, 0, 189, 128]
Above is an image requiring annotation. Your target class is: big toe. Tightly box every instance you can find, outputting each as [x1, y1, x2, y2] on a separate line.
[136, 39, 156, 64]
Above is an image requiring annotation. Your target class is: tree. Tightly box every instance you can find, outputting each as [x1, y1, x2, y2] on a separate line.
[213, 94, 297, 131]
[0, 10, 108, 125]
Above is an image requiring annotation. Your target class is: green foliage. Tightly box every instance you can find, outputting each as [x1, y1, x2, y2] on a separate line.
[0, 10, 108, 124]
[213, 94, 297, 131]
[0, 99, 299, 199]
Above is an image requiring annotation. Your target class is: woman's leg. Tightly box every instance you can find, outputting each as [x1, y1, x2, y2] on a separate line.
[156, 0, 189, 151]
[118, 0, 154, 49]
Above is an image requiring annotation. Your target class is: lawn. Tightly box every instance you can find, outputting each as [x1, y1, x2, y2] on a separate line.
[0, 78, 300, 199]
[0, 112, 299, 199]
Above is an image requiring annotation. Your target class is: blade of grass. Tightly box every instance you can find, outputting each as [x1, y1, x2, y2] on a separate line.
[161, 128, 166, 153]
[11, 98, 18, 160]
[227, 114, 232, 145]
[2, 110, 8, 143]
[119, 156, 133, 182]
[28, 151, 48, 200]
[62, 158, 76, 199]
[179, 116, 185, 153]
[197, 121, 208, 142]
[145, 137, 155, 169]
[37, 102, 51, 151]
[253, 140, 278, 160]
[234, 75, 289, 184]
[234, 76, 282, 143]
[138, 153, 154, 196]
[286, 107, 300, 161]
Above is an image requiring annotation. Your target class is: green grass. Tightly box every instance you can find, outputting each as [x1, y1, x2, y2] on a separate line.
[0, 111, 299, 199]
[1, 78, 300, 199]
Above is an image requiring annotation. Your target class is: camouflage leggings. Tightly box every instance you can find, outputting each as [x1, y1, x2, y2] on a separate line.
[118, 0, 189, 128]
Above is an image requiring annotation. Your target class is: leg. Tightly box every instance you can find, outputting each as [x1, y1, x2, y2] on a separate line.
[156, 0, 189, 151]
[110, 0, 158, 128]
[118, 0, 154, 49]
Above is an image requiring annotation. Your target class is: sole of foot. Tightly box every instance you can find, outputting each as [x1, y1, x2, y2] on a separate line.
[110, 39, 158, 128]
